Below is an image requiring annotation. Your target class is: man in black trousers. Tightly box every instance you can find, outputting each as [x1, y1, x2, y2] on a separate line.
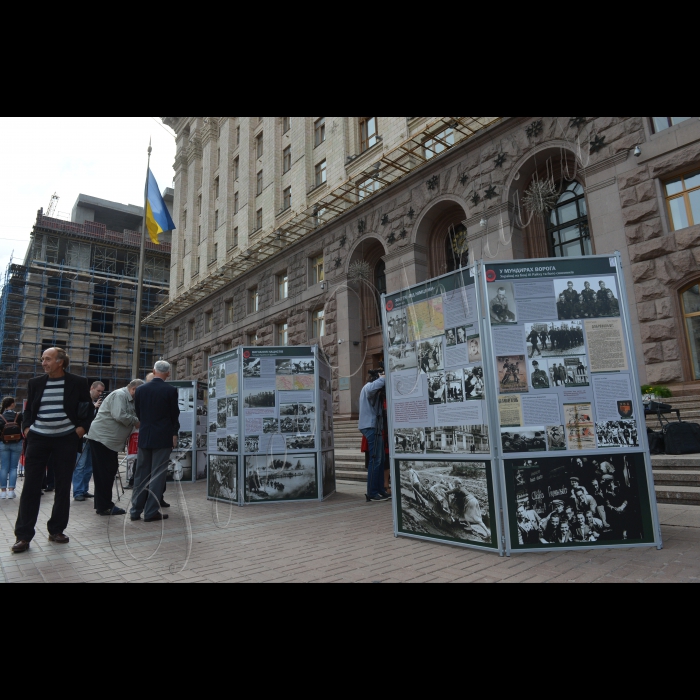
[130, 361, 179, 524]
[12, 348, 93, 554]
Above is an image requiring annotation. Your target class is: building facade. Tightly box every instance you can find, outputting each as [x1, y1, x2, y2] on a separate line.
[155, 117, 700, 418]
[0, 193, 173, 399]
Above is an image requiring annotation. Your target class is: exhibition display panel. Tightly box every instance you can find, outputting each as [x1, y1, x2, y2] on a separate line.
[207, 345, 335, 506]
[383, 255, 662, 556]
[167, 380, 208, 483]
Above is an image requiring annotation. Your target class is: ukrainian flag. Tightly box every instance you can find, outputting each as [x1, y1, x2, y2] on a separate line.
[146, 169, 176, 244]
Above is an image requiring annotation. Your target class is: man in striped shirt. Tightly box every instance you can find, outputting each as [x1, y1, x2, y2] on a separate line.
[12, 348, 94, 554]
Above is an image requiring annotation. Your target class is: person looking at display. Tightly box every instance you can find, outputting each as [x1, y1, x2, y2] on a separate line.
[358, 368, 390, 503]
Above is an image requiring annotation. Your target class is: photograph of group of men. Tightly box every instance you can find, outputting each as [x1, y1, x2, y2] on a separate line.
[498, 356, 528, 394]
[510, 454, 648, 547]
[596, 420, 639, 448]
[427, 367, 484, 405]
[554, 277, 620, 321]
[526, 322, 585, 357]
[530, 358, 590, 389]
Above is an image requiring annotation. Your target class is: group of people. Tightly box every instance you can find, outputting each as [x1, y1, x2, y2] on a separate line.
[557, 281, 619, 320]
[596, 421, 639, 448]
[8, 348, 181, 555]
[528, 324, 584, 356]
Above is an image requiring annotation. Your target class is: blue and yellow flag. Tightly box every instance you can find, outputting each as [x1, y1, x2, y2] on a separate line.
[146, 169, 176, 244]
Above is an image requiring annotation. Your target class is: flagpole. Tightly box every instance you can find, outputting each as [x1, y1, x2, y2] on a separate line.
[132, 140, 152, 379]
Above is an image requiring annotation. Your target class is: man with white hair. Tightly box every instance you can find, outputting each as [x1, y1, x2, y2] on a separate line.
[131, 362, 180, 523]
[85, 379, 144, 516]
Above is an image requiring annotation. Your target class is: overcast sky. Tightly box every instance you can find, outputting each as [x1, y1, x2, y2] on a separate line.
[0, 117, 177, 278]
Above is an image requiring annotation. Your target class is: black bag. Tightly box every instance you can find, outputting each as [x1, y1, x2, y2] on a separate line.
[647, 429, 666, 456]
[663, 422, 700, 456]
[648, 401, 673, 414]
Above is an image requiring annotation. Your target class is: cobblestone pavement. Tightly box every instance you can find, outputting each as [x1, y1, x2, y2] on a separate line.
[0, 477, 699, 583]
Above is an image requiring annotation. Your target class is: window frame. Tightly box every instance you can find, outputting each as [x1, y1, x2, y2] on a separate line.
[546, 181, 593, 259]
[681, 281, 700, 381]
[665, 169, 700, 231]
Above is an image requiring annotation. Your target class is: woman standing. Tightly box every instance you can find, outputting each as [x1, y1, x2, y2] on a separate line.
[0, 397, 24, 500]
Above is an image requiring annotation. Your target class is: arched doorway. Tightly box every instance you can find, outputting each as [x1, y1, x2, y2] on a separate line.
[681, 282, 700, 380]
[414, 199, 469, 278]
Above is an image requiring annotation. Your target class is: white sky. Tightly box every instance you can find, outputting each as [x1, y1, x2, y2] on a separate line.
[0, 117, 177, 277]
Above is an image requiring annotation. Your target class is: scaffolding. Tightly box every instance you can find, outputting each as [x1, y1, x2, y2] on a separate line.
[0, 217, 170, 401]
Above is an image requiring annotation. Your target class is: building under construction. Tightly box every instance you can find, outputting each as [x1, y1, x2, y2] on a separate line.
[0, 193, 173, 400]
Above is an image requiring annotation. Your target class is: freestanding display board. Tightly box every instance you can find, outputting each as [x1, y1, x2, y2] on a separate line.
[167, 380, 208, 483]
[383, 255, 662, 556]
[383, 269, 503, 553]
[207, 345, 335, 506]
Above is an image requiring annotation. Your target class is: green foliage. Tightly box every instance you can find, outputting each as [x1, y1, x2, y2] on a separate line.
[641, 385, 673, 399]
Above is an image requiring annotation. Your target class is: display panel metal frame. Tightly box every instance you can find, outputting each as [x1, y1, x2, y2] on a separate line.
[480, 253, 662, 555]
[382, 265, 505, 555]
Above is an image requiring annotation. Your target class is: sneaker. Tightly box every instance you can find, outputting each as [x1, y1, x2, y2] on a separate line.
[74, 495, 86, 502]
[366, 494, 391, 503]
[97, 507, 126, 517]
[0, 492, 6, 500]
[85, 493, 94, 499]
[6, 491, 16, 500]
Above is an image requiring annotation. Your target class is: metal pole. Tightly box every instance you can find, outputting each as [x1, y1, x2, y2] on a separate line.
[132, 142, 152, 379]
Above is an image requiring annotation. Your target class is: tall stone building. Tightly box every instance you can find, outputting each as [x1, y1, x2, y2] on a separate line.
[153, 117, 700, 418]
[0, 194, 173, 399]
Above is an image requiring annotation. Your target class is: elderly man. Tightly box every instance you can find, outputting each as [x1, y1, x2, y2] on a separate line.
[12, 348, 93, 554]
[86, 380, 144, 517]
[73, 381, 106, 502]
[131, 362, 180, 523]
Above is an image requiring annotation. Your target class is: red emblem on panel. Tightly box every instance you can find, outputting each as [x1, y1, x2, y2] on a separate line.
[386, 301, 395, 312]
[486, 269, 497, 283]
[243, 351, 251, 359]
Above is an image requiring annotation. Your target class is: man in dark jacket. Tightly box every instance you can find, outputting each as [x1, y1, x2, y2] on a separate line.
[130, 362, 180, 523]
[12, 348, 93, 554]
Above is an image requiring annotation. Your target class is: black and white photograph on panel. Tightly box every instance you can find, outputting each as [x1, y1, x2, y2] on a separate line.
[548, 357, 590, 387]
[167, 451, 193, 483]
[394, 428, 426, 455]
[209, 422, 218, 434]
[463, 365, 485, 400]
[196, 433, 208, 449]
[276, 359, 293, 375]
[226, 435, 239, 452]
[217, 400, 227, 429]
[219, 365, 226, 380]
[227, 396, 239, 418]
[446, 370, 464, 403]
[245, 454, 318, 502]
[245, 436, 260, 453]
[398, 461, 494, 546]
[323, 452, 336, 499]
[280, 416, 298, 433]
[208, 455, 237, 502]
[468, 335, 482, 363]
[197, 403, 208, 417]
[243, 357, 261, 379]
[263, 418, 279, 434]
[497, 356, 529, 394]
[530, 360, 551, 389]
[596, 420, 640, 449]
[387, 307, 409, 347]
[488, 282, 517, 325]
[546, 425, 567, 451]
[501, 428, 547, 454]
[428, 371, 448, 406]
[280, 403, 298, 417]
[426, 425, 490, 455]
[217, 437, 228, 453]
[286, 434, 316, 451]
[178, 388, 194, 413]
[505, 453, 653, 549]
[244, 389, 276, 409]
[198, 387, 205, 402]
[526, 321, 585, 357]
[445, 328, 458, 347]
[299, 403, 315, 417]
[178, 432, 193, 450]
[292, 358, 315, 375]
[297, 415, 313, 433]
[418, 337, 445, 374]
[388, 342, 418, 372]
[554, 277, 621, 320]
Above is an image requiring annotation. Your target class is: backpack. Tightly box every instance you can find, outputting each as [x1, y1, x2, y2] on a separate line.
[664, 422, 700, 456]
[0, 414, 22, 444]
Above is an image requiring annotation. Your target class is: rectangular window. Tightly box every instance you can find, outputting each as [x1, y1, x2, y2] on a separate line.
[665, 170, 700, 231]
[283, 187, 292, 211]
[283, 117, 291, 133]
[315, 160, 327, 188]
[44, 307, 69, 329]
[256, 133, 264, 159]
[45, 236, 60, 264]
[186, 356, 193, 376]
[214, 177, 220, 200]
[278, 271, 289, 301]
[283, 146, 292, 173]
[89, 344, 112, 366]
[94, 284, 115, 308]
[214, 210, 220, 230]
[359, 177, 381, 200]
[233, 227, 239, 248]
[249, 287, 260, 314]
[277, 322, 289, 346]
[360, 117, 378, 152]
[47, 277, 71, 302]
[311, 255, 324, 285]
[257, 170, 264, 196]
[205, 311, 213, 334]
[233, 157, 240, 180]
[91, 312, 114, 334]
[248, 331, 260, 346]
[256, 208, 263, 230]
[312, 309, 325, 339]
[424, 127, 455, 159]
[188, 320, 195, 342]
[225, 300, 234, 325]
[314, 117, 326, 147]
[652, 117, 691, 133]
[234, 192, 239, 214]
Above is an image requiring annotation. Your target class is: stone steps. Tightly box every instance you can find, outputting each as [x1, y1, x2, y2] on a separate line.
[655, 486, 700, 506]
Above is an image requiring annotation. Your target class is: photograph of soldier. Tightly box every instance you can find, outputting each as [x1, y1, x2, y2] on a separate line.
[546, 425, 567, 451]
[527, 327, 544, 358]
[280, 417, 298, 433]
[243, 357, 261, 379]
[196, 433, 207, 449]
[501, 428, 547, 454]
[388, 342, 418, 372]
[245, 455, 318, 502]
[548, 357, 590, 387]
[219, 365, 226, 380]
[497, 355, 529, 394]
[508, 454, 647, 546]
[468, 336, 482, 363]
[208, 455, 237, 501]
[530, 360, 550, 389]
[596, 420, 639, 448]
[554, 277, 620, 320]
[428, 371, 447, 406]
[263, 418, 279, 434]
[244, 390, 276, 409]
[394, 428, 426, 455]
[446, 370, 465, 403]
[227, 396, 239, 418]
[226, 435, 239, 452]
[489, 283, 517, 324]
[387, 308, 409, 347]
[398, 461, 493, 545]
[197, 403, 208, 417]
[245, 436, 260, 453]
[526, 321, 585, 357]
[217, 437, 229, 452]
[457, 327, 469, 345]
[297, 416, 313, 433]
[217, 400, 227, 429]
[446, 328, 458, 347]
[463, 366, 485, 400]
[418, 337, 445, 373]
[209, 422, 218, 434]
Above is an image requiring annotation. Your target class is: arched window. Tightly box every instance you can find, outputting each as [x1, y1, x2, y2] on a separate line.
[682, 282, 700, 380]
[547, 182, 592, 258]
[445, 224, 469, 272]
